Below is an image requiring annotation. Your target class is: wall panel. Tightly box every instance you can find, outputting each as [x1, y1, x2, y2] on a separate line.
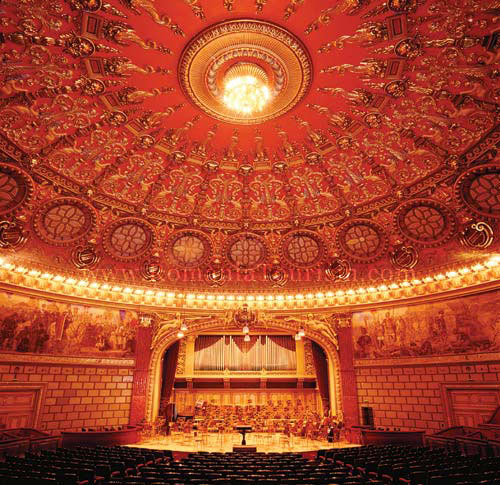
[355, 356, 500, 433]
[0, 356, 134, 433]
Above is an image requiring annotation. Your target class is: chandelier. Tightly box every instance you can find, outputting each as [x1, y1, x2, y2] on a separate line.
[179, 19, 312, 124]
[222, 63, 271, 115]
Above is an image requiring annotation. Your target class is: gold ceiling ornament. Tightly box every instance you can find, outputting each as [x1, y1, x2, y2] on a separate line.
[223, 0, 234, 11]
[233, 303, 257, 331]
[304, 7, 337, 35]
[183, 0, 205, 19]
[255, 0, 268, 12]
[283, 0, 305, 20]
[178, 19, 313, 125]
[0, 220, 27, 251]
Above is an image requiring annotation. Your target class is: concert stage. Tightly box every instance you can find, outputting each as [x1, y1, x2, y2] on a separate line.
[130, 432, 359, 454]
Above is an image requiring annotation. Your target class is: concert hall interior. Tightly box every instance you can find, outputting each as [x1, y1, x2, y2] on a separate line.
[1, 0, 500, 482]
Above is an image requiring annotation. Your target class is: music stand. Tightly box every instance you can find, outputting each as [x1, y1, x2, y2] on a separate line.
[235, 425, 252, 445]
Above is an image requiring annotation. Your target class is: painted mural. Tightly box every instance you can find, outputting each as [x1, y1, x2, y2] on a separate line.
[0, 291, 137, 357]
[353, 290, 500, 359]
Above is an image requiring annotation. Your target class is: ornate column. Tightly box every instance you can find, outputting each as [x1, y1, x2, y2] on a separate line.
[295, 336, 306, 377]
[184, 335, 196, 376]
[335, 312, 360, 428]
[129, 315, 154, 424]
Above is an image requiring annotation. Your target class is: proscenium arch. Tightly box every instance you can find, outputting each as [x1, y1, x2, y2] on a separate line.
[145, 318, 343, 423]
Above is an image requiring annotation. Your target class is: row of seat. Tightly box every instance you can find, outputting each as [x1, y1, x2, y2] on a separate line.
[0, 446, 171, 485]
[2, 444, 500, 484]
[0, 446, 381, 485]
[319, 444, 500, 485]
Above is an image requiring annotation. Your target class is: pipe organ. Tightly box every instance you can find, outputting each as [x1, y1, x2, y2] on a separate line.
[169, 334, 321, 416]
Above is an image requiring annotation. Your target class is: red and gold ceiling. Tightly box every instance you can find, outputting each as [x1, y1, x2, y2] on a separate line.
[0, 0, 499, 296]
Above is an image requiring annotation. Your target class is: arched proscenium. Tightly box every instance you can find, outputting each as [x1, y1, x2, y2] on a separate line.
[145, 316, 343, 423]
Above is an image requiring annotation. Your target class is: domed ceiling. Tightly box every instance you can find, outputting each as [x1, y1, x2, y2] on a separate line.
[0, 0, 499, 292]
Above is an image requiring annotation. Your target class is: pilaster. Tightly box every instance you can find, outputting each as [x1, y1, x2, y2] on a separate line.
[335, 312, 360, 428]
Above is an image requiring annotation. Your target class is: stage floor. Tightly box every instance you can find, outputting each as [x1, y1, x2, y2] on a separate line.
[131, 432, 359, 454]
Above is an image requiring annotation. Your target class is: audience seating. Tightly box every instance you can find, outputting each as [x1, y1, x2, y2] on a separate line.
[0, 444, 500, 484]
[321, 444, 500, 484]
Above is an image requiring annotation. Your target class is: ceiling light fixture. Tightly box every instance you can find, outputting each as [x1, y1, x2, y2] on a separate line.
[222, 63, 270, 115]
[0, 255, 498, 309]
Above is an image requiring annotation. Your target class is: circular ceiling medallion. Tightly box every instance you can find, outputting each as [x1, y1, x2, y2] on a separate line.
[0, 163, 33, 215]
[178, 19, 313, 125]
[336, 219, 387, 263]
[455, 164, 500, 220]
[224, 232, 267, 270]
[103, 218, 155, 261]
[33, 198, 96, 246]
[395, 199, 456, 247]
[166, 230, 211, 268]
[281, 230, 325, 268]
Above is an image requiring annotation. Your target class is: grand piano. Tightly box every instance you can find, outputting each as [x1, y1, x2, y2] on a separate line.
[427, 406, 500, 457]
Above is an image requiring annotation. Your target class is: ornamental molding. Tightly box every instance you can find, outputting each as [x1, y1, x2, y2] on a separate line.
[32, 197, 97, 247]
[336, 218, 388, 263]
[178, 19, 313, 125]
[0, 127, 497, 233]
[461, 125, 500, 167]
[354, 350, 500, 368]
[280, 229, 326, 269]
[0, 266, 499, 313]
[0, 350, 134, 367]
[102, 217, 156, 262]
[395, 198, 456, 248]
[455, 163, 500, 220]
[165, 229, 212, 268]
[0, 162, 34, 216]
[223, 232, 268, 271]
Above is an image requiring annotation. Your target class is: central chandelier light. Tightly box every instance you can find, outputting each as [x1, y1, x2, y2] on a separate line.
[179, 19, 312, 124]
[222, 63, 270, 115]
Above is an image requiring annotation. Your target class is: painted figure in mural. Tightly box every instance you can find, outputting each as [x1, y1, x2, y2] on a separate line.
[381, 311, 397, 346]
[356, 326, 373, 358]
[433, 310, 447, 337]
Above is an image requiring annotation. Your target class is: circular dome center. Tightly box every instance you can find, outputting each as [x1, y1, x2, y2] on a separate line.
[179, 19, 312, 125]
[222, 63, 270, 115]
